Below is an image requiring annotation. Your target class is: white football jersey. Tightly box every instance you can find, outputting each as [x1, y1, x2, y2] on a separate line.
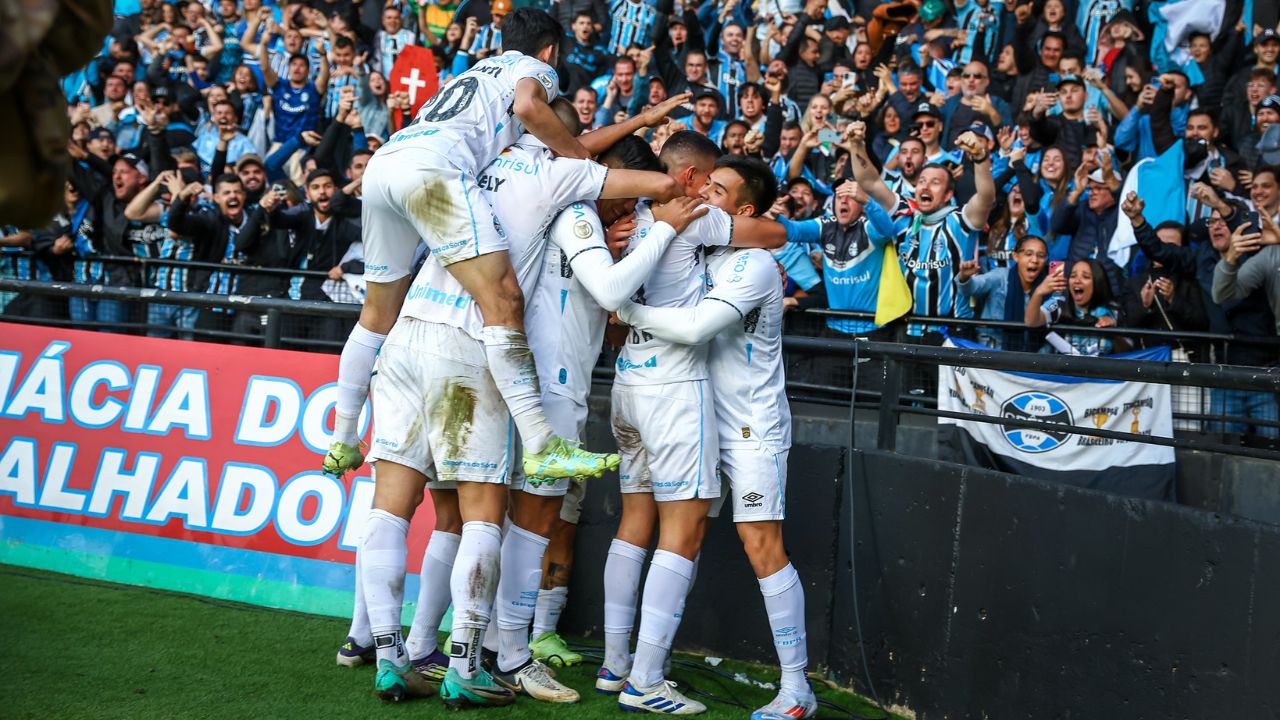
[399, 137, 608, 336]
[376, 51, 558, 175]
[614, 202, 734, 385]
[526, 201, 610, 406]
[703, 247, 791, 450]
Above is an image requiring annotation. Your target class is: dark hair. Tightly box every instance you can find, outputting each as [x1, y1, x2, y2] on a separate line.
[715, 156, 777, 215]
[897, 63, 921, 79]
[307, 167, 337, 185]
[550, 96, 580, 134]
[1187, 108, 1217, 127]
[288, 52, 308, 67]
[572, 10, 593, 23]
[334, 35, 355, 51]
[351, 148, 374, 162]
[659, 130, 722, 172]
[1066, 258, 1115, 315]
[1041, 30, 1066, 48]
[212, 173, 242, 192]
[737, 81, 763, 102]
[1255, 164, 1280, 185]
[1153, 221, 1184, 240]
[1060, 48, 1084, 64]
[920, 162, 955, 192]
[1249, 68, 1277, 84]
[502, 7, 564, 57]
[1014, 235, 1046, 253]
[614, 55, 636, 71]
[213, 98, 242, 122]
[573, 85, 597, 101]
[899, 136, 925, 151]
[599, 135, 662, 172]
[780, 120, 802, 134]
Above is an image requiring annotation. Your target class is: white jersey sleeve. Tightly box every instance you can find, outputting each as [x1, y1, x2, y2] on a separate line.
[684, 205, 735, 248]
[544, 157, 609, 210]
[552, 204, 678, 311]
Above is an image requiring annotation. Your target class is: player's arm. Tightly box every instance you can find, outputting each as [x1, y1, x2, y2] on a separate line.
[515, 77, 590, 160]
[600, 169, 683, 203]
[728, 214, 786, 250]
[556, 198, 707, 311]
[578, 92, 693, 156]
[618, 250, 775, 345]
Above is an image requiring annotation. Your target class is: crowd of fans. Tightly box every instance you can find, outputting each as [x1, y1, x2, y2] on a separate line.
[0, 0, 1277, 428]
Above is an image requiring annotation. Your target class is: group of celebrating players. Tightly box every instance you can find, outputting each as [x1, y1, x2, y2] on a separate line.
[316, 8, 864, 717]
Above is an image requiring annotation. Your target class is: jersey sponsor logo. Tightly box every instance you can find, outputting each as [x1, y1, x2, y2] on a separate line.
[573, 220, 593, 239]
[405, 280, 473, 308]
[741, 491, 764, 507]
[487, 154, 541, 175]
[615, 355, 658, 372]
[476, 174, 507, 192]
[474, 65, 503, 78]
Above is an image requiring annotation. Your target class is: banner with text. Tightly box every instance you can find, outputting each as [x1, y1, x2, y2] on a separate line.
[0, 323, 436, 617]
[937, 337, 1175, 500]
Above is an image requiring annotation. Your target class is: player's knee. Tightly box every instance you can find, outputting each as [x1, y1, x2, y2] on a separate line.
[430, 489, 462, 533]
[737, 522, 786, 575]
[512, 492, 559, 537]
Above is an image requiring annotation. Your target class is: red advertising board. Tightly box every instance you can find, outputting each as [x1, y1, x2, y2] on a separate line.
[0, 323, 435, 614]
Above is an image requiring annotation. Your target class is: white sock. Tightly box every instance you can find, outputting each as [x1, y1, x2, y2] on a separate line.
[361, 509, 410, 665]
[335, 323, 387, 445]
[405, 530, 460, 660]
[533, 586, 569, 637]
[496, 524, 550, 672]
[630, 550, 694, 689]
[449, 521, 503, 679]
[483, 616, 499, 653]
[347, 541, 372, 645]
[759, 563, 808, 692]
[603, 538, 647, 674]
[479, 326, 553, 453]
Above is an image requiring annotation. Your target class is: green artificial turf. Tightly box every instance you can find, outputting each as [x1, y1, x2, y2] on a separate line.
[0, 565, 904, 720]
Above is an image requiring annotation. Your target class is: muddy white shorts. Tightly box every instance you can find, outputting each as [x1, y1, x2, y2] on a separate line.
[709, 447, 789, 522]
[610, 380, 720, 502]
[361, 149, 508, 283]
[366, 318, 514, 485]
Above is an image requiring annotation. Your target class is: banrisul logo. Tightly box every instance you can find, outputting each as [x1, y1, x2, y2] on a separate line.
[1001, 391, 1073, 453]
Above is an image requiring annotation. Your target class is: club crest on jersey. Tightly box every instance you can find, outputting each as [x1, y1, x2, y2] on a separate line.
[741, 426, 751, 439]
[573, 220, 592, 239]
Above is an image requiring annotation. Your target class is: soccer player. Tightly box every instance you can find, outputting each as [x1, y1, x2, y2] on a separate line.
[357, 99, 691, 706]
[597, 132, 787, 715]
[617, 156, 817, 720]
[326, 9, 613, 486]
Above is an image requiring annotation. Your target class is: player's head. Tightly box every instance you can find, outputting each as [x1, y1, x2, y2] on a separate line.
[501, 7, 564, 65]
[915, 163, 954, 213]
[550, 96, 580, 135]
[699, 155, 776, 217]
[598, 135, 663, 223]
[659, 131, 722, 198]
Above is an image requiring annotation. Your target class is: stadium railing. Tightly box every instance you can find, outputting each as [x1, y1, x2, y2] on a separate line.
[1, 276, 1277, 453]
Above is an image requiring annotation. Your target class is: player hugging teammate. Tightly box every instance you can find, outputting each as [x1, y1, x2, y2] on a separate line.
[321, 8, 814, 718]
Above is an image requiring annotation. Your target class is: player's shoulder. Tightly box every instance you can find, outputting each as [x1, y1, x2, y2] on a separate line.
[718, 247, 781, 287]
[549, 201, 602, 241]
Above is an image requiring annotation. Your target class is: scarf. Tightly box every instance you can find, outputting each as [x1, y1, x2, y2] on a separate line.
[907, 204, 954, 241]
[1003, 263, 1044, 323]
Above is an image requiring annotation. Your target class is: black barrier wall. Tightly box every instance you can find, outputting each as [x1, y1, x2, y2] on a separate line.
[562, 407, 1280, 718]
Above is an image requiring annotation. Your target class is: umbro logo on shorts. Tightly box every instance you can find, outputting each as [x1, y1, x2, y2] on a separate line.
[742, 492, 765, 506]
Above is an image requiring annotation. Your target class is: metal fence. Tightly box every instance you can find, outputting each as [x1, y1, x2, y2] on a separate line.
[2, 276, 1278, 455]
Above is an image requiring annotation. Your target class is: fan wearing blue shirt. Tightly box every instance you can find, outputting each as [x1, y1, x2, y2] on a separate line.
[258, 22, 330, 144]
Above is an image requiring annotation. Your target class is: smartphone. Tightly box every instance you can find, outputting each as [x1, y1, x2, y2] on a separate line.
[270, 182, 287, 196]
[818, 129, 842, 144]
[1049, 260, 1064, 277]
[842, 72, 856, 89]
[1243, 210, 1262, 235]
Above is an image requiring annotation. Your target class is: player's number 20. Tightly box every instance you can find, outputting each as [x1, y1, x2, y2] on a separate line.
[419, 76, 478, 122]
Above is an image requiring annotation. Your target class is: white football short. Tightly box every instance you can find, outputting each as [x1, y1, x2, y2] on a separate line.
[518, 391, 589, 500]
[361, 149, 507, 282]
[611, 380, 720, 502]
[366, 318, 514, 485]
[709, 447, 789, 522]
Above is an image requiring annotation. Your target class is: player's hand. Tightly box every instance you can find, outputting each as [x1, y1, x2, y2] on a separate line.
[958, 259, 979, 281]
[1121, 191, 1144, 222]
[639, 91, 692, 128]
[651, 196, 709, 235]
[606, 212, 636, 258]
